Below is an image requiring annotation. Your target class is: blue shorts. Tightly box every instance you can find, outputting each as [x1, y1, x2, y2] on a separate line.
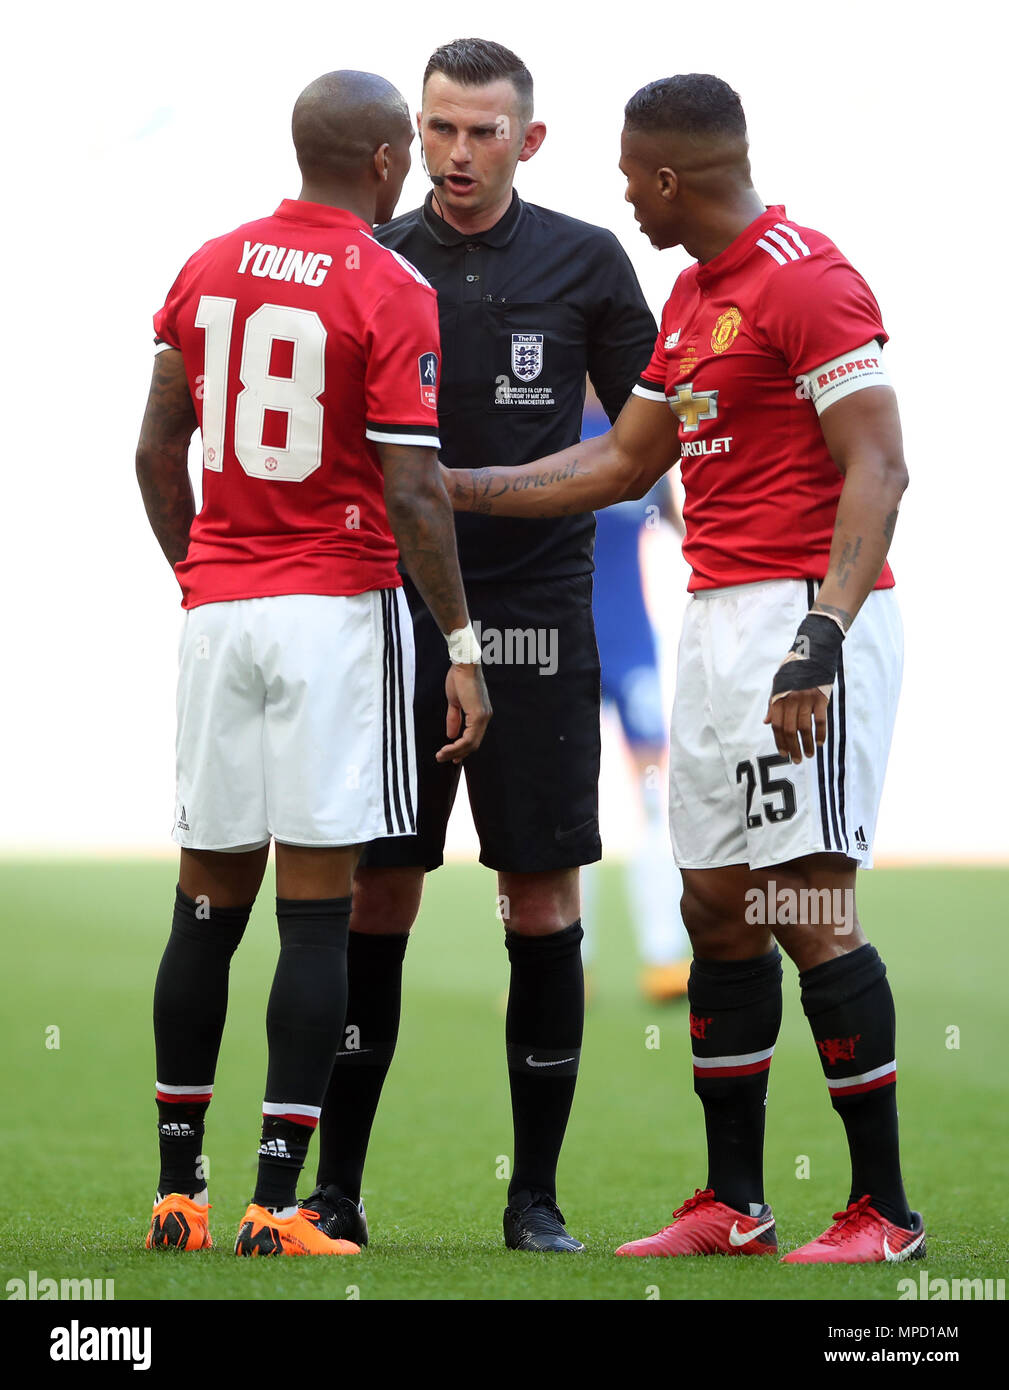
[593, 507, 666, 748]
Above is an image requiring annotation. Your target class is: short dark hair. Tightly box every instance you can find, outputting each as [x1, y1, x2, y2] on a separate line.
[624, 74, 746, 140]
[423, 37, 533, 121]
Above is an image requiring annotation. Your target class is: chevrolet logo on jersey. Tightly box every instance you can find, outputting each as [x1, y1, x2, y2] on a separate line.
[668, 382, 719, 431]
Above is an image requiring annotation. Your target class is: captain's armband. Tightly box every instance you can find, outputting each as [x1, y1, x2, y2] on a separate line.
[797, 341, 891, 415]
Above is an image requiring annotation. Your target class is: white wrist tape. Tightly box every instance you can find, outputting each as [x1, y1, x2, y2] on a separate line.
[447, 623, 482, 665]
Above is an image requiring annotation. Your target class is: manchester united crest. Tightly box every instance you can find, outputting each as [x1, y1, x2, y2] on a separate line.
[711, 306, 742, 354]
[511, 333, 544, 382]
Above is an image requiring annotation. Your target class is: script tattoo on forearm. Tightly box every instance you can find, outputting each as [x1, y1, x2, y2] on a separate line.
[835, 535, 863, 590]
[467, 458, 586, 515]
[883, 508, 898, 545]
[469, 466, 512, 515]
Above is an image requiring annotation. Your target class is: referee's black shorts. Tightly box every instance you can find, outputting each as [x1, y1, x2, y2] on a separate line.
[360, 573, 602, 875]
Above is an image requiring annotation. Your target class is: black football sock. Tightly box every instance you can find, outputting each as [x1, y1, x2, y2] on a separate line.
[800, 942, 911, 1228]
[315, 930, 409, 1202]
[252, 897, 351, 1211]
[688, 948, 783, 1214]
[505, 921, 584, 1204]
[153, 886, 251, 1195]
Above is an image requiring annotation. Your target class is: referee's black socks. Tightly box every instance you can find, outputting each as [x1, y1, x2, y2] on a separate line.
[153, 886, 250, 1196]
[800, 942, 911, 1228]
[505, 920, 584, 1203]
[253, 896, 351, 1211]
[315, 929, 410, 1202]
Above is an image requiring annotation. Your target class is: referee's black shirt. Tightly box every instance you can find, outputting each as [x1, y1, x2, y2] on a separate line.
[375, 191, 657, 584]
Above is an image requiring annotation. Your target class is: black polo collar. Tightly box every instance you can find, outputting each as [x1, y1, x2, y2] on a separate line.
[419, 189, 524, 248]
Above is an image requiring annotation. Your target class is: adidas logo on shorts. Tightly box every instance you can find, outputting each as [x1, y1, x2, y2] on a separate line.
[855, 824, 869, 852]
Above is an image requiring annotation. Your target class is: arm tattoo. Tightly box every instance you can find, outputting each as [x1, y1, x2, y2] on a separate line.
[388, 497, 468, 633]
[382, 445, 469, 633]
[835, 535, 863, 590]
[136, 352, 198, 570]
[883, 508, 898, 545]
[468, 466, 511, 516]
[507, 458, 584, 492]
[811, 600, 853, 633]
[464, 458, 586, 515]
[138, 472, 195, 570]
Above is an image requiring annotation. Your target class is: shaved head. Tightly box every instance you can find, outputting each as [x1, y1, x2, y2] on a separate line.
[623, 73, 750, 185]
[624, 74, 747, 143]
[292, 70, 411, 181]
[619, 74, 765, 258]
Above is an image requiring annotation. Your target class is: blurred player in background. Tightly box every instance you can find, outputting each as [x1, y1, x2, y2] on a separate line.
[305, 38, 657, 1254]
[580, 384, 690, 1002]
[136, 70, 489, 1258]
[445, 74, 922, 1265]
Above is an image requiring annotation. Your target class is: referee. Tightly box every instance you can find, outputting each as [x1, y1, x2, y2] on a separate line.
[305, 38, 657, 1251]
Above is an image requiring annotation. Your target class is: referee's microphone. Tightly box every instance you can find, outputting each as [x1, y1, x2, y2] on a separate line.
[419, 145, 445, 186]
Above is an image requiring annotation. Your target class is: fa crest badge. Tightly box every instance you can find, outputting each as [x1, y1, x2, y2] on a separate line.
[511, 333, 544, 382]
[418, 352, 439, 408]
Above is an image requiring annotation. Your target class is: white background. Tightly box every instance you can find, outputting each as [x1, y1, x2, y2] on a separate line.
[2, 0, 1005, 860]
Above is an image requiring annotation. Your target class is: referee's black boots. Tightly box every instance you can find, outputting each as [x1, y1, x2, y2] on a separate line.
[503, 1191, 585, 1253]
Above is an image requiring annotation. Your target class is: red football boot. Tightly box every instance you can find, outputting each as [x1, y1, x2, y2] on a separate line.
[780, 1194, 926, 1264]
[614, 1188, 777, 1257]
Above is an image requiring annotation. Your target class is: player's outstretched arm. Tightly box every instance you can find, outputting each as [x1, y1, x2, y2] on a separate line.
[765, 385, 908, 764]
[136, 348, 198, 570]
[377, 441, 491, 763]
[443, 395, 681, 518]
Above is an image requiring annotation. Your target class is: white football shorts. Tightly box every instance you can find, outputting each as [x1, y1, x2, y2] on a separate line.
[668, 578, 902, 870]
[173, 590, 417, 850]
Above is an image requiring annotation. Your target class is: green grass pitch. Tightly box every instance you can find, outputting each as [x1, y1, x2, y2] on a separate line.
[1, 861, 1006, 1302]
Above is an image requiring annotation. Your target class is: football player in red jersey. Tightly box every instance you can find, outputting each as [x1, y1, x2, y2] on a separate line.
[443, 74, 923, 1265]
[136, 70, 490, 1257]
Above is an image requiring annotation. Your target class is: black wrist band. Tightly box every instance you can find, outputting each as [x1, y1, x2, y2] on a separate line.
[771, 613, 844, 697]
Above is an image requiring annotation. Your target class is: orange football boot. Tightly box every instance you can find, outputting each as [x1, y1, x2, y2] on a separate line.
[640, 961, 691, 1003]
[146, 1193, 213, 1250]
[234, 1202, 361, 1256]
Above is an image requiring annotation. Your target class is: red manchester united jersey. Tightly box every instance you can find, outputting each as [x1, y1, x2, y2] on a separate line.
[633, 205, 894, 593]
[154, 199, 442, 609]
